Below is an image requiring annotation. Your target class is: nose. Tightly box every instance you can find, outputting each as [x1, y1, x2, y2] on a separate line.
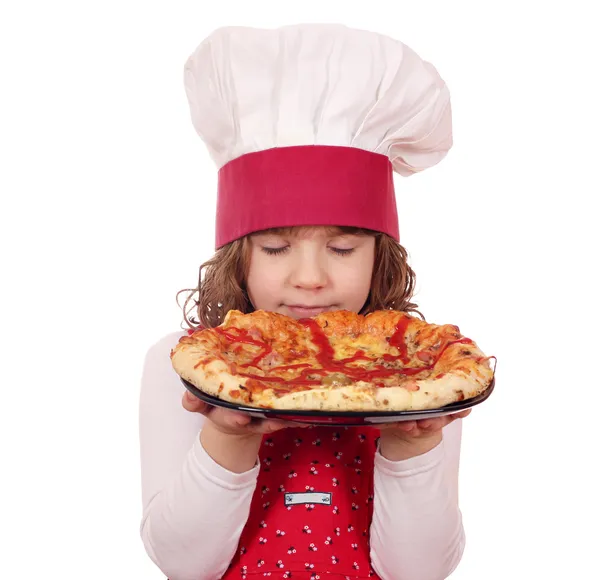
[289, 251, 328, 290]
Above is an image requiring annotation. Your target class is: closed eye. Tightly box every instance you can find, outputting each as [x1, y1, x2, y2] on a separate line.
[261, 246, 355, 256]
[330, 248, 354, 256]
[261, 246, 289, 256]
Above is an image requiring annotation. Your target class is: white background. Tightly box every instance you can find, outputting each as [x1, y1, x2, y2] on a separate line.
[1, 0, 599, 578]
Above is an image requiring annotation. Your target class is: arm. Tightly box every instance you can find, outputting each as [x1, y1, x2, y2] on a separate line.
[370, 419, 465, 580]
[139, 332, 259, 580]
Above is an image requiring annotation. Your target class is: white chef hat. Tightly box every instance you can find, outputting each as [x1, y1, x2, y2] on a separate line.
[184, 24, 452, 248]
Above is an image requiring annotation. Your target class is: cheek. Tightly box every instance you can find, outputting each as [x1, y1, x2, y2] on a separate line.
[336, 259, 373, 304]
[247, 258, 282, 307]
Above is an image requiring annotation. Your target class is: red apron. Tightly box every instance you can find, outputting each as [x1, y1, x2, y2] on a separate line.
[222, 426, 382, 579]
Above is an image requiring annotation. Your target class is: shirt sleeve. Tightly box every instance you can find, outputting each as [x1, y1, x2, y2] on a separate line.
[139, 332, 259, 580]
[370, 419, 466, 580]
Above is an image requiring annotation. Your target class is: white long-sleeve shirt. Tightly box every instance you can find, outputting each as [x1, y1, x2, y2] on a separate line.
[139, 331, 465, 580]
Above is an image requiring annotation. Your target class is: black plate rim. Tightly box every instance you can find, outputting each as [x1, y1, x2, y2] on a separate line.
[181, 377, 495, 418]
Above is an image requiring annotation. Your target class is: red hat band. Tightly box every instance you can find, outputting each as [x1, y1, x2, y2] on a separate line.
[215, 145, 399, 248]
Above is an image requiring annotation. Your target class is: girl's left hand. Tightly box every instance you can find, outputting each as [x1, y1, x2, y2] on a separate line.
[377, 409, 471, 461]
[378, 409, 471, 439]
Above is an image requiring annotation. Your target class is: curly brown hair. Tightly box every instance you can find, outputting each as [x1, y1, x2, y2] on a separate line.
[176, 226, 422, 329]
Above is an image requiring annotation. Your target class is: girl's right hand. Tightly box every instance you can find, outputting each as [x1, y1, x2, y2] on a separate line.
[182, 390, 297, 436]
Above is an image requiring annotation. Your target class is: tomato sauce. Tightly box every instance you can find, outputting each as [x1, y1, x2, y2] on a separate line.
[217, 318, 473, 389]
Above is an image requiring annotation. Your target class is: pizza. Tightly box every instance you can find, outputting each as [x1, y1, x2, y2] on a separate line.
[170, 309, 495, 412]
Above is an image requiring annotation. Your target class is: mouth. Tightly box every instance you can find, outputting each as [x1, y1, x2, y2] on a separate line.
[284, 305, 334, 318]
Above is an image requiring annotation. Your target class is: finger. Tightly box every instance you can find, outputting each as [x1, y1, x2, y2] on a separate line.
[182, 391, 209, 413]
[220, 409, 253, 428]
[248, 419, 288, 434]
[417, 418, 433, 430]
[443, 410, 470, 424]
[395, 420, 417, 432]
[454, 409, 472, 419]
[262, 420, 288, 433]
[417, 417, 445, 431]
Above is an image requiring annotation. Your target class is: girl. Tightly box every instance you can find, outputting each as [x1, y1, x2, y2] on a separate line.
[140, 24, 469, 580]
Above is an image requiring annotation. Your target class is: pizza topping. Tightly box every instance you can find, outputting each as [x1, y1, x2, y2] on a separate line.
[261, 351, 285, 368]
[301, 319, 336, 364]
[339, 350, 372, 364]
[387, 316, 411, 364]
[215, 326, 273, 369]
[321, 373, 352, 387]
[247, 327, 263, 340]
[401, 380, 419, 392]
[275, 363, 312, 372]
[213, 315, 477, 390]
[416, 350, 435, 364]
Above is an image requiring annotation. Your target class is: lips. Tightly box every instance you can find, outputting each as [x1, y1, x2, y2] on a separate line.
[285, 305, 332, 317]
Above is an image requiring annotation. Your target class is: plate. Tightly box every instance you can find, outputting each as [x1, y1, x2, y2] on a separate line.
[181, 377, 495, 426]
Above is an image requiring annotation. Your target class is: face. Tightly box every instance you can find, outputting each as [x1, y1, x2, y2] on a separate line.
[246, 227, 375, 319]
